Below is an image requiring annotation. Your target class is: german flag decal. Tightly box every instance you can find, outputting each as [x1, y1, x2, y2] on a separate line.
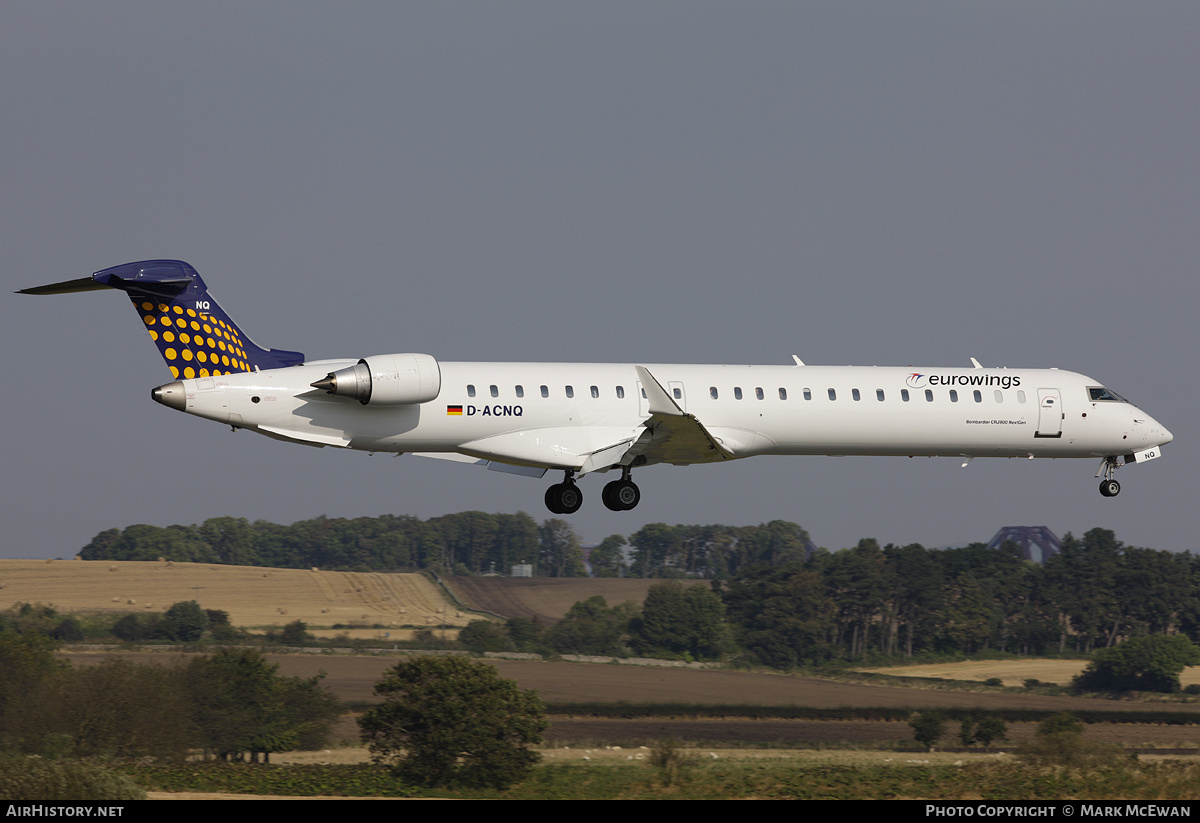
[446, 405, 463, 415]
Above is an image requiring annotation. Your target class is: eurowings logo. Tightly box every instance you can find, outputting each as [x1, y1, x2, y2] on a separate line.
[906, 373, 927, 388]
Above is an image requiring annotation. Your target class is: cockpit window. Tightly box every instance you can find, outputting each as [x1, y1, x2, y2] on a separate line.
[1088, 387, 1129, 403]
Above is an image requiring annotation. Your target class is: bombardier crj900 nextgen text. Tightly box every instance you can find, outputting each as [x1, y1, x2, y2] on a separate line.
[21, 260, 1174, 513]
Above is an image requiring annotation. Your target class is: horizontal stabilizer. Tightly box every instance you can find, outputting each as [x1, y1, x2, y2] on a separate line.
[17, 277, 111, 296]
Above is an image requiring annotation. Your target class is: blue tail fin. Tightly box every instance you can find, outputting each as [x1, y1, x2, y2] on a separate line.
[19, 260, 304, 378]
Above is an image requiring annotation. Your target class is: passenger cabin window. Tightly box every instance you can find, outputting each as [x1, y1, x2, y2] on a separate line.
[540, 385, 549, 398]
[828, 388, 836, 401]
[710, 387, 718, 399]
[515, 385, 524, 398]
[779, 388, 787, 400]
[949, 390, 958, 402]
[591, 386, 599, 399]
[490, 385, 498, 398]
[803, 388, 812, 400]
[565, 386, 574, 398]
[1017, 390, 1026, 403]
[616, 386, 625, 399]
[876, 389, 885, 401]
[673, 387, 682, 400]
[973, 390, 982, 403]
[734, 387, 743, 400]
[851, 389, 861, 401]
[994, 390, 1003, 403]
[925, 389, 933, 402]
[467, 384, 476, 398]
[755, 387, 764, 400]
[901, 389, 910, 402]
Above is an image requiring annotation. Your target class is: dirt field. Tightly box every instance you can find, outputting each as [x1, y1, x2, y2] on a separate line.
[62, 651, 1200, 753]
[445, 577, 706, 622]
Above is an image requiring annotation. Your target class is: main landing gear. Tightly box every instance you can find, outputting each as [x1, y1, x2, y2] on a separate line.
[1097, 456, 1121, 498]
[601, 468, 640, 512]
[545, 472, 583, 515]
[544, 469, 642, 514]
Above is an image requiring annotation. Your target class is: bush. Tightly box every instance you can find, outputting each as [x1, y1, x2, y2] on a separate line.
[1074, 635, 1200, 693]
[359, 655, 547, 789]
[0, 757, 145, 801]
[1018, 712, 1123, 768]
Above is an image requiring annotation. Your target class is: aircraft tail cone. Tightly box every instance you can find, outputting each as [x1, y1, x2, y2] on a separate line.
[151, 381, 186, 412]
[311, 374, 337, 394]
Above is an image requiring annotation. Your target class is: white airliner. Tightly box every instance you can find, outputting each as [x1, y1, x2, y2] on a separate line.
[21, 260, 1173, 513]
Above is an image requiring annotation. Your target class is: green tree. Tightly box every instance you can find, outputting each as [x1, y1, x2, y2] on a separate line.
[160, 600, 209, 642]
[359, 655, 547, 789]
[543, 596, 636, 656]
[589, 535, 628, 577]
[458, 620, 513, 653]
[1074, 634, 1200, 693]
[909, 711, 945, 751]
[185, 648, 338, 761]
[277, 620, 313, 645]
[50, 658, 191, 760]
[723, 564, 836, 668]
[0, 632, 64, 752]
[630, 581, 727, 660]
[974, 716, 1009, 749]
[538, 519, 586, 577]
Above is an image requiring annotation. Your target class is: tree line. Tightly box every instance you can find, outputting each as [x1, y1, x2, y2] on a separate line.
[80, 512, 816, 577]
[471, 528, 1200, 670]
[0, 631, 339, 762]
[723, 528, 1200, 666]
[79, 515, 1200, 667]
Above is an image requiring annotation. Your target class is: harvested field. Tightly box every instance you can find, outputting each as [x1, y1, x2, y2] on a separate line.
[0, 559, 466, 629]
[855, 659, 1200, 689]
[444, 576, 707, 622]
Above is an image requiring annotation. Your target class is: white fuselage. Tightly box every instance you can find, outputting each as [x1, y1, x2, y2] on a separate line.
[169, 360, 1172, 470]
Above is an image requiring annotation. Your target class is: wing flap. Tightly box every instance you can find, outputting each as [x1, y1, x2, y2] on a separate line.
[458, 426, 639, 472]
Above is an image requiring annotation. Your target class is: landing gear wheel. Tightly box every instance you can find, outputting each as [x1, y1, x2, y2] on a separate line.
[602, 480, 640, 511]
[616, 480, 641, 510]
[558, 483, 583, 514]
[546, 482, 583, 514]
[1099, 479, 1121, 498]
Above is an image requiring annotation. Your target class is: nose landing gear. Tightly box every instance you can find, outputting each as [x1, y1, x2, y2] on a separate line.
[1097, 456, 1122, 497]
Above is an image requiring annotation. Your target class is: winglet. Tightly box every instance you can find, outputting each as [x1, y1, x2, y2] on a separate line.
[970, 357, 983, 369]
[792, 355, 805, 366]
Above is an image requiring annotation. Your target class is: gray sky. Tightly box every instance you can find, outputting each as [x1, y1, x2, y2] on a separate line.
[3, 2, 1197, 560]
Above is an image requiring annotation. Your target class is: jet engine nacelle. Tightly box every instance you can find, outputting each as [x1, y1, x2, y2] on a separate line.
[312, 353, 441, 406]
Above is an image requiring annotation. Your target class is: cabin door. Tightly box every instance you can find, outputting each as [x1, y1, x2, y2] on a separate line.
[1036, 388, 1063, 438]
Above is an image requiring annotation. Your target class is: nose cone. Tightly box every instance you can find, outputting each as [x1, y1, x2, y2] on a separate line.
[151, 381, 187, 412]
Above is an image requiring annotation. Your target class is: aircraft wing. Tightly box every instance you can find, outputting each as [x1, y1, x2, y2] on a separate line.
[627, 366, 736, 466]
[413, 367, 743, 477]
